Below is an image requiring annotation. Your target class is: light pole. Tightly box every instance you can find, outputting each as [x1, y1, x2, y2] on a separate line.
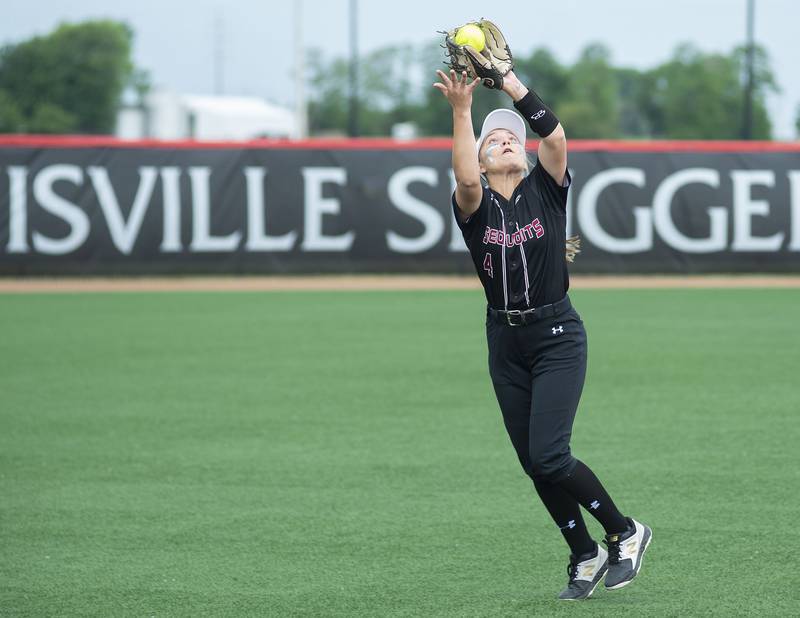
[214, 9, 225, 95]
[348, 0, 359, 137]
[294, 0, 308, 138]
[741, 0, 756, 139]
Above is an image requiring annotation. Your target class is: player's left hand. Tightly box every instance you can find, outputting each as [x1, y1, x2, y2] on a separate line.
[442, 19, 514, 90]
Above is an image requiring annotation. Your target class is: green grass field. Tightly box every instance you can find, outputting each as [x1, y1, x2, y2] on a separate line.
[1, 288, 799, 616]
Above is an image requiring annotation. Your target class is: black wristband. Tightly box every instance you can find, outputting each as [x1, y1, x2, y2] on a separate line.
[513, 90, 559, 138]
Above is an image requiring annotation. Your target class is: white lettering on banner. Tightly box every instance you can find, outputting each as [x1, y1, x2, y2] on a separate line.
[7, 166, 27, 253]
[577, 168, 652, 253]
[87, 166, 158, 255]
[5, 162, 800, 259]
[188, 167, 242, 252]
[447, 169, 468, 252]
[244, 167, 297, 251]
[31, 164, 90, 255]
[386, 167, 444, 253]
[652, 168, 727, 253]
[160, 167, 182, 252]
[300, 167, 354, 251]
[731, 170, 783, 251]
[787, 171, 800, 251]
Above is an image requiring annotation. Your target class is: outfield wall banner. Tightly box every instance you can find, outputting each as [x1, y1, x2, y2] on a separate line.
[1, 137, 799, 275]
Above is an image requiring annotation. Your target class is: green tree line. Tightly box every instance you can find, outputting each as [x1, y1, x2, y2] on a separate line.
[0, 20, 138, 134]
[309, 40, 781, 140]
[0, 20, 787, 139]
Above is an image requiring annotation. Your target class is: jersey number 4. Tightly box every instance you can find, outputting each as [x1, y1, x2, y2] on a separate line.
[483, 253, 494, 278]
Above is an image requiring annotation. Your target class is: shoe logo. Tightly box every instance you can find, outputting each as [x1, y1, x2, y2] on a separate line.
[590, 500, 600, 510]
[582, 565, 595, 577]
[552, 325, 564, 335]
[626, 541, 638, 555]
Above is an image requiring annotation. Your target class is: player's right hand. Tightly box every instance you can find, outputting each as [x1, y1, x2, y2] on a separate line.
[433, 69, 481, 111]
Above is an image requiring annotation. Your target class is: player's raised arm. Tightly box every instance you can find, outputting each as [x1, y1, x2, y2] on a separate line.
[442, 19, 566, 186]
[501, 70, 567, 186]
[433, 69, 483, 218]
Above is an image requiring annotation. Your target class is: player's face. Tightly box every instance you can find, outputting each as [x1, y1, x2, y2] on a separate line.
[479, 129, 526, 176]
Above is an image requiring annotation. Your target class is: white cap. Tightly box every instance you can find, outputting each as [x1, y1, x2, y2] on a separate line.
[476, 108, 527, 154]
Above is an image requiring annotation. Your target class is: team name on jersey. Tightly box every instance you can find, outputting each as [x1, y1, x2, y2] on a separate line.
[482, 218, 544, 248]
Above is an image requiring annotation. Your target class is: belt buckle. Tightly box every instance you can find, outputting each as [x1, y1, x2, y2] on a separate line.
[506, 310, 524, 326]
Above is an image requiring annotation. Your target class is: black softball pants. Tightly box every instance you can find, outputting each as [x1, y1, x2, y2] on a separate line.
[485, 296, 630, 552]
[486, 297, 587, 483]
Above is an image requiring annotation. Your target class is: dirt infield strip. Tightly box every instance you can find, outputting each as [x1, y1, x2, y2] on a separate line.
[1, 275, 800, 293]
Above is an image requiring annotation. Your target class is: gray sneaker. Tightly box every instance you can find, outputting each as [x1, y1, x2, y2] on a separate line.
[558, 543, 608, 600]
[603, 517, 652, 590]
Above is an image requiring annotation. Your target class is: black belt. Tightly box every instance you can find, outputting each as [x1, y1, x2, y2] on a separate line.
[488, 296, 571, 327]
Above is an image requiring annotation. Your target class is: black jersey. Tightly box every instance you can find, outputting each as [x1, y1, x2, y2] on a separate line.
[453, 163, 572, 310]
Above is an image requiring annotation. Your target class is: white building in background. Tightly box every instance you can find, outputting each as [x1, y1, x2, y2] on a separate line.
[116, 88, 299, 140]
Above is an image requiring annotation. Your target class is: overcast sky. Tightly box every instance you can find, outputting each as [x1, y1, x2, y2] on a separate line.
[3, 0, 799, 138]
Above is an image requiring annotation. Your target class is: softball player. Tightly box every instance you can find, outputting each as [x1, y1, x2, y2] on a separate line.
[433, 67, 652, 600]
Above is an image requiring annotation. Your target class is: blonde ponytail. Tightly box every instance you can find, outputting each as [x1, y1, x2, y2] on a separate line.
[565, 235, 581, 263]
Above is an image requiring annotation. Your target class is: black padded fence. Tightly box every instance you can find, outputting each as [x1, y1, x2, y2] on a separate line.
[1, 138, 799, 275]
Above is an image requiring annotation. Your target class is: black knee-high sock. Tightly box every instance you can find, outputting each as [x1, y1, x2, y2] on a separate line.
[533, 477, 596, 557]
[557, 459, 629, 535]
